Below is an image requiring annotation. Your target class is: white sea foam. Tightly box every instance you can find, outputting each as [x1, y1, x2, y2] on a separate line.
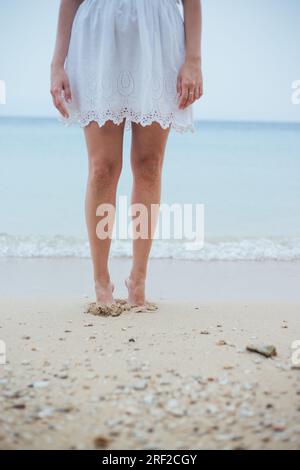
[1, 233, 300, 261]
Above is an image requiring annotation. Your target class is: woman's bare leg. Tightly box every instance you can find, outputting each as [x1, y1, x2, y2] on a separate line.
[84, 120, 125, 305]
[126, 122, 171, 305]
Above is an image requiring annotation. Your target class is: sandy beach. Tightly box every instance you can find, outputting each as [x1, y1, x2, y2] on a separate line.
[0, 258, 300, 450]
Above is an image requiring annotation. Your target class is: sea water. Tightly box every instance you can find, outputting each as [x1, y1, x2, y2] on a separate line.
[0, 117, 299, 260]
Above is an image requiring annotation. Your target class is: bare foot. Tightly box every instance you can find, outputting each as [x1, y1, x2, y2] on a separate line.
[95, 280, 114, 307]
[125, 277, 146, 306]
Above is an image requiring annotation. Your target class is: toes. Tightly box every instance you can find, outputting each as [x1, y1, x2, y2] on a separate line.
[131, 302, 158, 313]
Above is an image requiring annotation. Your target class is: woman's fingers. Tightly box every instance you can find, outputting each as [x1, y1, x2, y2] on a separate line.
[177, 62, 203, 109]
[178, 79, 204, 109]
[195, 85, 202, 100]
[63, 79, 72, 103]
[187, 86, 196, 106]
[198, 81, 204, 98]
[179, 84, 197, 109]
[179, 82, 203, 109]
[178, 82, 190, 109]
[51, 86, 69, 118]
[50, 68, 72, 118]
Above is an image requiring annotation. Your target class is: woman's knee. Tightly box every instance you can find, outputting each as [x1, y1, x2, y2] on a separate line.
[89, 156, 121, 186]
[132, 149, 164, 182]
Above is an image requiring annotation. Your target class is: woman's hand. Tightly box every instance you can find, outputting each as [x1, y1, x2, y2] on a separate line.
[50, 65, 71, 118]
[177, 59, 203, 110]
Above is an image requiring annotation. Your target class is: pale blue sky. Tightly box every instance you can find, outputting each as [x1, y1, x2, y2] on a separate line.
[0, 0, 299, 122]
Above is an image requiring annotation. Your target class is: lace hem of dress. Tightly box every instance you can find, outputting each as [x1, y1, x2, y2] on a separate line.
[61, 108, 195, 133]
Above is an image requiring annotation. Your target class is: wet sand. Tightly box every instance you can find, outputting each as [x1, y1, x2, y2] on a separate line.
[1, 257, 300, 301]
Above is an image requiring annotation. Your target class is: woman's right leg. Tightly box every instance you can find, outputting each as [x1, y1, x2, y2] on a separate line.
[84, 120, 125, 305]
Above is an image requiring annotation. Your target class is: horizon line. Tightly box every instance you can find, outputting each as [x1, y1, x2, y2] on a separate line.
[0, 115, 300, 127]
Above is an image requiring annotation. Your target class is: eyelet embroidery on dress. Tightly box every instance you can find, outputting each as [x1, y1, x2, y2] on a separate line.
[61, 108, 195, 133]
[64, 68, 195, 133]
[117, 71, 135, 97]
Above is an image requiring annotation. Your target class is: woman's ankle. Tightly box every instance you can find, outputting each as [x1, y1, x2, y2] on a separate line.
[128, 271, 146, 285]
[94, 273, 111, 287]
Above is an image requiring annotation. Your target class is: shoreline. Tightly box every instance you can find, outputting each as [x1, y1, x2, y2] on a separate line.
[0, 257, 299, 301]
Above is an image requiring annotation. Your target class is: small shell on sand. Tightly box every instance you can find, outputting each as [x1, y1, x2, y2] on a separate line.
[86, 299, 158, 317]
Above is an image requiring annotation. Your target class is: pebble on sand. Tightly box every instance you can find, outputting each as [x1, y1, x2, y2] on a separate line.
[246, 344, 277, 358]
[31, 380, 50, 389]
[93, 435, 110, 448]
[133, 379, 148, 391]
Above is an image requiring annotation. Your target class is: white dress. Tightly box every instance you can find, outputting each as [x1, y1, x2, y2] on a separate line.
[64, 0, 194, 132]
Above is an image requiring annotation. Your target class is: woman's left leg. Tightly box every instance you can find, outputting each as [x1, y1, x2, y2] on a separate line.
[126, 122, 171, 305]
[84, 120, 125, 305]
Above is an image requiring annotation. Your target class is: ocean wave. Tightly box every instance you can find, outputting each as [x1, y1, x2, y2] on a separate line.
[1, 233, 300, 261]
